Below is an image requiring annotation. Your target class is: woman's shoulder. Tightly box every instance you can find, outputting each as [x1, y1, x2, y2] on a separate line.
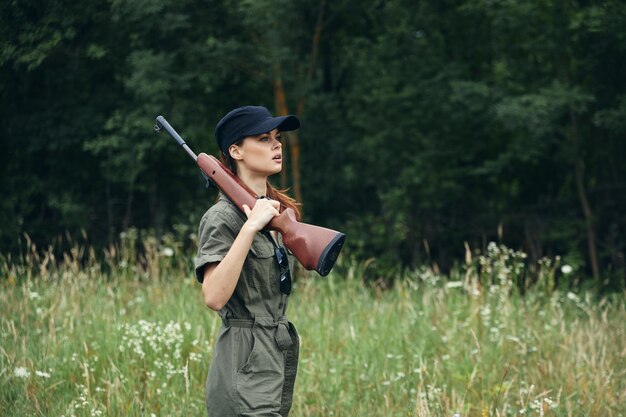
[200, 195, 244, 228]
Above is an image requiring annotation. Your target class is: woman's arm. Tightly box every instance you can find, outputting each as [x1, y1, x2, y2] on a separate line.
[201, 198, 280, 311]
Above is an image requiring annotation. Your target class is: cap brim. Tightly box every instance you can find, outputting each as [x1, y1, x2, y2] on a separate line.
[246, 115, 300, 136]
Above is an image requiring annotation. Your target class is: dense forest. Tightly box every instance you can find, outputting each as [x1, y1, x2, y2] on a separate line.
[1, 0, 625, 286]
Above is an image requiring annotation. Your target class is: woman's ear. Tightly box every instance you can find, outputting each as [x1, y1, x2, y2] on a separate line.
[229, 144, 243, 160]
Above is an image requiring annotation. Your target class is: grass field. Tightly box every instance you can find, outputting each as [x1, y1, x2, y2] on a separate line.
[1, 239, 625, 417]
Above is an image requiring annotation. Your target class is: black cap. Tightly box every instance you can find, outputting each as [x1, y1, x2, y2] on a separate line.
[215, 106, 300, 155]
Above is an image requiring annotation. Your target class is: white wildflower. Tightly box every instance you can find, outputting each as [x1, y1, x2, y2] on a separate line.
[446, 281, 463, 288]
[161, 247, 174, 257]
[14, 367, 30, 378]
[561, 265, 573, 274]
[35, 370, 51, 378]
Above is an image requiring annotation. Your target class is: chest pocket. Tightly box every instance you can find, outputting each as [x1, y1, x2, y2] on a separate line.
[246, 236, 277, 291]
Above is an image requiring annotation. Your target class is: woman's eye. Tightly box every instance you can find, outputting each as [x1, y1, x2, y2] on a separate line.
[260, 136, 269, 142]
[276, 136, 282, 142]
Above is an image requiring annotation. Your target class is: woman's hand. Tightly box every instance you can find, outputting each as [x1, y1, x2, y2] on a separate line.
[243, 198, 280, 232]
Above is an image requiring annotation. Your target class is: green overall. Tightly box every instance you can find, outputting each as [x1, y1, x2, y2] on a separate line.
[195, 194, 299, 417]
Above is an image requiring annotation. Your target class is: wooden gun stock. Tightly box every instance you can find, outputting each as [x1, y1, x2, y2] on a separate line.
[196, 153, 346, 276]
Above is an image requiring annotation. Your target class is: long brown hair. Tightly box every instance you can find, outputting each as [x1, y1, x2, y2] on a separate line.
[220, 151, 302, 221]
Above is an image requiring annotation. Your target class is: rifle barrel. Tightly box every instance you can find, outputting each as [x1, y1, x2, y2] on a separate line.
[156, 115, 198, 162]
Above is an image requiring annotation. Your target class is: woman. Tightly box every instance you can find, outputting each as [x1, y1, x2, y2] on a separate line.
[194, 105, 301, 417]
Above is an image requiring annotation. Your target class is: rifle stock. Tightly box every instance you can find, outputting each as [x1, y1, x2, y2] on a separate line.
[154, 115, 346, 276]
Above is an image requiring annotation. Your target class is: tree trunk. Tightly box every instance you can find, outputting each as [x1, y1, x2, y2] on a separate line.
[123, 176, 135, 230]
[106, 152, 114, 245]
[273, 66, 290, 190]
[106, 177, 113, 245]
[288, 130, 303, 204]
[296, 0, 324, 116]
[570, 110, 600, 280]
[273, 64, 303, 204]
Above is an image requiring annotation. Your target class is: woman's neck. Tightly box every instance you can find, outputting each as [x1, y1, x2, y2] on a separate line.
[237, 169, 267, 197]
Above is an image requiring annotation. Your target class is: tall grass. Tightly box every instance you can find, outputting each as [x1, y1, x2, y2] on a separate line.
[1, 236, 625, 416]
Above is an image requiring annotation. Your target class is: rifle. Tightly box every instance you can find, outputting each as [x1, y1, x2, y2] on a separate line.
[154, 115, 346, 276]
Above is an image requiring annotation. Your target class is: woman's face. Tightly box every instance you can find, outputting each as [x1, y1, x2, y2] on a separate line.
[229, 128, 283, 177]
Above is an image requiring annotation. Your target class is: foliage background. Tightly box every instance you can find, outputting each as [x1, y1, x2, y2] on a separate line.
[1, 0, 625, 286]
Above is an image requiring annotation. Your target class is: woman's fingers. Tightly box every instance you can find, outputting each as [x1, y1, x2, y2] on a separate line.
[244, 199, 280, 231]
